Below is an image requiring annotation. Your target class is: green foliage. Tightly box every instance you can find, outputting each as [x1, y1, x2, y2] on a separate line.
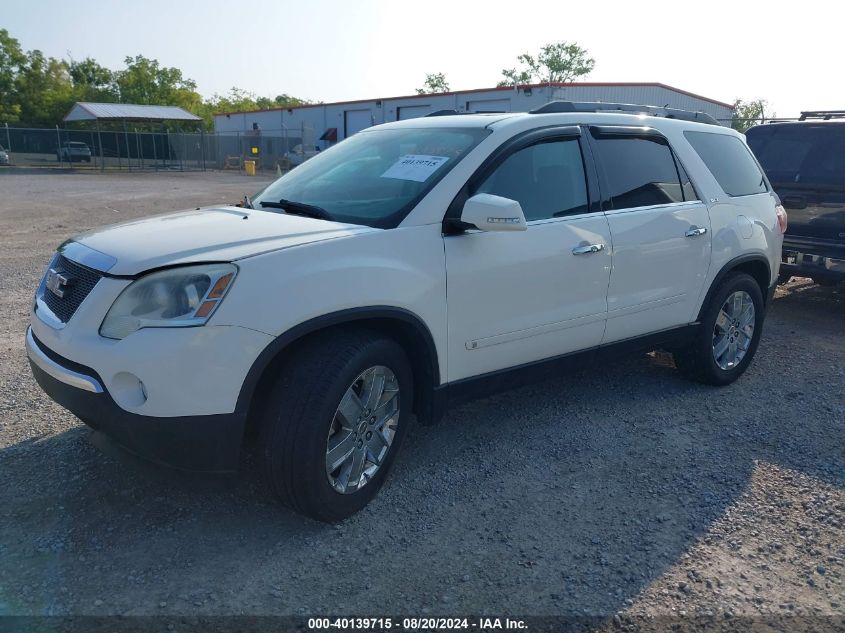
[416, 72, 450, 95]
[731, 99, 768, 133]
[0, 28, 310, 129]
[68, 57, 116, 102]
[0, 29, 26, 123]
[193, 88, 311, 129]
[498, 41, 595, 87]
[15, 50, 75, 127]
[114, 55, 199, 107]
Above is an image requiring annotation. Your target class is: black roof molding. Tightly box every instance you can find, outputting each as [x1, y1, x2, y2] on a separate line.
[530, 101, 719, 126]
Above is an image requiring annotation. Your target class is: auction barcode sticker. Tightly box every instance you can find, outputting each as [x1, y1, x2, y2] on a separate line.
[381, 155, 450, 182]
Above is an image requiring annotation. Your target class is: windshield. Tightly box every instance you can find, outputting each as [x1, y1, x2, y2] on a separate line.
[252, 127, 488, 228]
[747, 124, 845, 188]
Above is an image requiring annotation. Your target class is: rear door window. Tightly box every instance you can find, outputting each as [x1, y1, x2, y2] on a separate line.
[590, 133, 686, 209]
[746, 124, 845, 187]
[685, 131, 767, 196]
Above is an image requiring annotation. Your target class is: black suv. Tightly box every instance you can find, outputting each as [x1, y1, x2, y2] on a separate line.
[746, 112, 845, 285]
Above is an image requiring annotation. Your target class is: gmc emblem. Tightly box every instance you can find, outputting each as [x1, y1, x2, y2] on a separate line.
[45, 268, 72, 298]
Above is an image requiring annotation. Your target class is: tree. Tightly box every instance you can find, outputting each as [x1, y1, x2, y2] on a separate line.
[499, 65, 534, 90]
[731, 98, 767, 132]
[498, 41, 595, 87]
[0, 27, 312, 129]
[68, 57, 117, 102]
[416, 72, 450, 95]
[114, 55, 201, 107]
[195, 88, 312, 129]
[14, 50, 75, 127]
[0, 29, 26, 123]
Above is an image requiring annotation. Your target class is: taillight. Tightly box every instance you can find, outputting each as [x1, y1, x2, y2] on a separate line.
[775, 204, 788, 234]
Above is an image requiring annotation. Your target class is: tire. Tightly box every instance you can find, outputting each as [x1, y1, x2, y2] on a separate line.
[259, 330, 413, 522]
[673, 272, 765, 386]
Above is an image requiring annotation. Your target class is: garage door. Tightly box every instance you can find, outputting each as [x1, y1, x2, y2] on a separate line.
[466, 98, 511, 113]
[344, 110, 373, 137]
[397, 105, 431, 120]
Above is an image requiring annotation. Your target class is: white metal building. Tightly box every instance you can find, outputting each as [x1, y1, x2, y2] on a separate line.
[213, 82, 735, 149]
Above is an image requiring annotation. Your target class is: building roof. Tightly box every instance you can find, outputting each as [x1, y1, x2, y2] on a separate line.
[214, 82, 734, 117]
[64, 102, 202, 123]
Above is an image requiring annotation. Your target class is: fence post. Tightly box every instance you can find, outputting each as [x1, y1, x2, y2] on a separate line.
[4, 123, 10, 155]
[200, 128, 206, 171]
[55, 125, 65, 168]
[90, 130, 96, 169]
[122, 120, 131, 172]
[152, 130, 158, 171]
[135, 128, 142, 170]
[116, 131, 121, 170]
[96, 122, 104, 172]
[166, 129, 171, 168]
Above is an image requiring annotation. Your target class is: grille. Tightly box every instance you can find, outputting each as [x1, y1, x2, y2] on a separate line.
[40, 255, 103, 323]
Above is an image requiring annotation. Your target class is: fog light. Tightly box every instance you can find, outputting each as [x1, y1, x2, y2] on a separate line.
[111, 372, 147, 408]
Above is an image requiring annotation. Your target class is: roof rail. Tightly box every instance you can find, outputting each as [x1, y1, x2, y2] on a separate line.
[799, 110, 845, 121]
[529, 101, 720, 126]
[424, 109, 506, 117]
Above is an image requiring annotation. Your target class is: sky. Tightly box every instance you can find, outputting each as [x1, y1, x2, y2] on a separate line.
[3, 0, 838, 118]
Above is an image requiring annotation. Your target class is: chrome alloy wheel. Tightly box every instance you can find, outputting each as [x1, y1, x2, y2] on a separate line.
[325, 365, 400, 494]
[712, 290, 755, 371]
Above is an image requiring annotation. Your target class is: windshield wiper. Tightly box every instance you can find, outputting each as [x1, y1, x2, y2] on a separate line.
[259, 199, 333, 221]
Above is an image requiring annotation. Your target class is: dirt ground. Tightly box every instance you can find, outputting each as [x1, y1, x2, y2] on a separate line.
[0, 171, 842, 628]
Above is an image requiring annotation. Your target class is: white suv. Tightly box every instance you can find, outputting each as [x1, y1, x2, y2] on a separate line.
[27, 103, 786, 522]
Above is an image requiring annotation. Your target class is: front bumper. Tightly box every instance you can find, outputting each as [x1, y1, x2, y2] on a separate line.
[27, 327, 246, 472]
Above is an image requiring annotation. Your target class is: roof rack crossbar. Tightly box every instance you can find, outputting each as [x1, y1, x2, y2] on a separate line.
[529, 101, 719, 126]
[799, 110, 845, 121]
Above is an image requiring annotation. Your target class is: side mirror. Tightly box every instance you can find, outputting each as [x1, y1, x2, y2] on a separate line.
[460, 193, 527, 232]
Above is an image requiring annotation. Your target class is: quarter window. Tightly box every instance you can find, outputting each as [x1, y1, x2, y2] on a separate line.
[475, 139, 589, 221]
[685, 131, 768, 197]
[591, 134, 686, 209]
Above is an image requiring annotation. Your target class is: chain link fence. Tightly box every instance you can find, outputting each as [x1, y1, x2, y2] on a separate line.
[0, 124, 315, 172]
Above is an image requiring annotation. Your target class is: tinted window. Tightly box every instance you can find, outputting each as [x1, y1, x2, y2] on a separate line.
[685, 131, 767, 196]
[746, 124, 845, 187]
[476, 139, 588, 221]
[592, 135, 685, 209]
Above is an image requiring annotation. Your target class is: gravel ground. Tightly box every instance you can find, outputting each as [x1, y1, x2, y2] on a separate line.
[0, 171, 843, 627]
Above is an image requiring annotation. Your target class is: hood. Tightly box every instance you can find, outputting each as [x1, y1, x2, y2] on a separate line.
[70, 207, 375, 276]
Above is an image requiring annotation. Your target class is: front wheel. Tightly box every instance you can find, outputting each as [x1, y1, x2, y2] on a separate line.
[259, 330, 413, 522]
[673, 272, 765, 385]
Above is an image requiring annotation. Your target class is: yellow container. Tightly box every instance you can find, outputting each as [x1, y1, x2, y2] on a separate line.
[244, 160, 256, 176]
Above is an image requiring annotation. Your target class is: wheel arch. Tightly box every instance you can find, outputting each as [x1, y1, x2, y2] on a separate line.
[236, 307, 442, 439]
[697, 254, 772, 322]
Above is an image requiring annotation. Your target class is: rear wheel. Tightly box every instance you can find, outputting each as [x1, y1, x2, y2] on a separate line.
[673, 272, 765, 385]
[259, 330, 412, 522]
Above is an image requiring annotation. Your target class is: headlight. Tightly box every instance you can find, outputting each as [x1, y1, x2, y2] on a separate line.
[100, 263, 237, 340]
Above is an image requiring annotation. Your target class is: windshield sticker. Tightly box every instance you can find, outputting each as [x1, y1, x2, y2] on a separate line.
[380, 155, 450, 182]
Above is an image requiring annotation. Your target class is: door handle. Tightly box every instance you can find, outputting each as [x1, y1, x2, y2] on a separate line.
[685, 227, 707, 238]
[572, 243, 605, 255]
